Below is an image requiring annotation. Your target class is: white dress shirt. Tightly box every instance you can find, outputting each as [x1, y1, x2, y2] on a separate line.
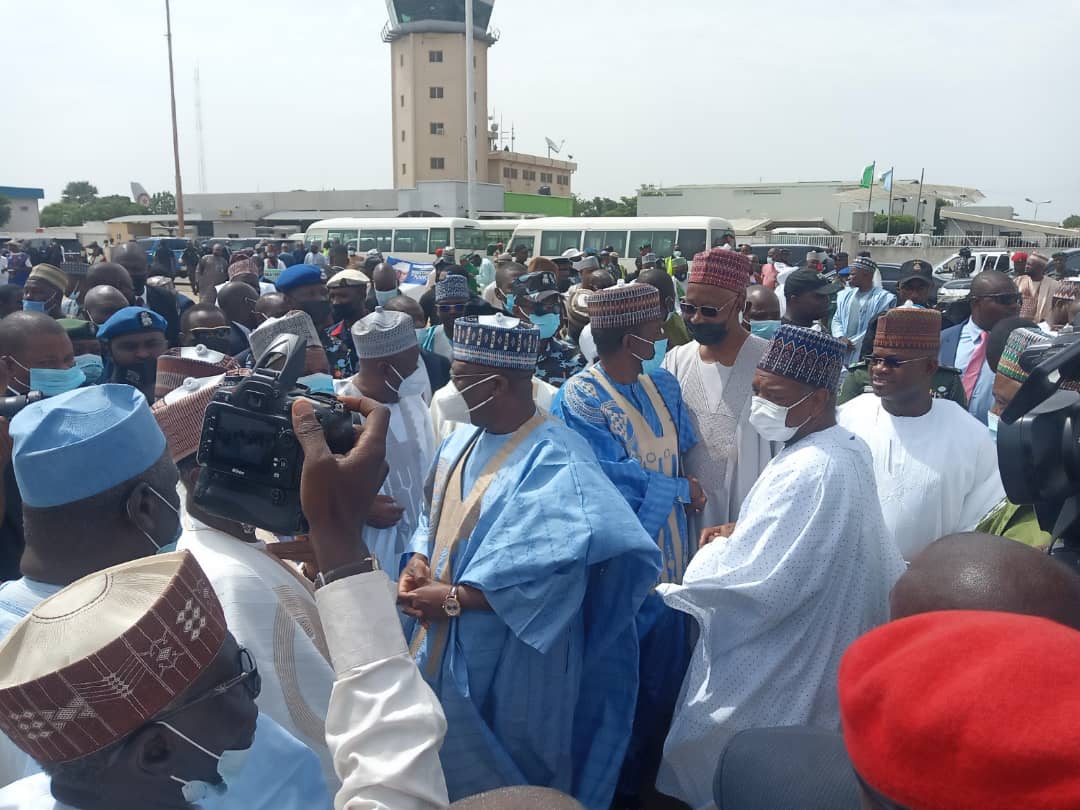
[954, 316, 986, 372]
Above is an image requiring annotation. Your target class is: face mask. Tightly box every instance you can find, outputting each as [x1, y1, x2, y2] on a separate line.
[529, 312, 560, 340]
[687, 320, 729, 346]
[296, 299, 332, 326]
[749, 391, 815, 442]
[29, 364, 86, 396]
[75, 353, 104, 384]
[441, 375, 498, 424]
[109, 357, 158, 394]
[298, 373, 336, 395]
[557, 277, 573, 293]
[988, 410, 1000, 440]
[415, 326, 436, 351]
[131, 484, 182, 553]
[374, 289, 398, 307]
[503, 293, 516, 314]
[750, 320, 782, 340]
[21, 299, 46, 313]
[160, 721, 251, 803]
[331, 302, 361, 323]
[634, 336, 668, 375]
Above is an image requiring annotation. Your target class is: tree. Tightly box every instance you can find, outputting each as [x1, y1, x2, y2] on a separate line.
[1064, 214, 1080, 229]
[61, 181, 99, 206]
[873, 214, 917, 235]
[81, 195, 147, 222]
[0, 194, 10, 229]
[40, 202, 86, 228]
[573, 194, 638, 217]
[148, 191, 176, 215]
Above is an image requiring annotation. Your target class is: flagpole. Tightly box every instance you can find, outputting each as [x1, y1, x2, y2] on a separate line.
[913, 168, 925, 233]
[886, 166, 895, 239]
[165, 0, 185, 238]
[866, 161, 875, 237]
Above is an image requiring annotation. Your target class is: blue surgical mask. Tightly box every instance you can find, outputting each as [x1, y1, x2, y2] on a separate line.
[21, 299, 46, 313]
[415, 326, 436, 352]
[750, 319, 782, 340]
[630, 334, 668, 375]
[988, 410, 999, 440]
[298, 373, 336, 394]
[165, 714, 329, 809]
[375, 288, 397, 306]
[529, 312, 560, 340]
[503, 293, 516, 313]
[75, 354, 104, 384]
[28, 364, 86, 397]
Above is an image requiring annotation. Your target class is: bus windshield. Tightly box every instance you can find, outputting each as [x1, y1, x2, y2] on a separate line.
[454, 228, 487, 251]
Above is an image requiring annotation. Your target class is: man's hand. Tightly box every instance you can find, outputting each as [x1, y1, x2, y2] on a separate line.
[686, 476, 707, 514]
[399, 583, 453, 628]
[291, 395, 389, 573]
[699, 522, 736, 549]
[368, 495, 405, 529]
[839, 337, 855, 350]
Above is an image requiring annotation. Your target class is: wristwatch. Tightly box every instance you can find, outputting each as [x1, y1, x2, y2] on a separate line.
[442, 585, 462, 618]
[315, 556, 380, 589]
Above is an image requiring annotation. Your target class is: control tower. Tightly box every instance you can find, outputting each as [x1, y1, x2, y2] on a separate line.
[383, 1, 499, 190]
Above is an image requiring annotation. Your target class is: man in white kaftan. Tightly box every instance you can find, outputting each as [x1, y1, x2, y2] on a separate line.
[837, 307, 1004, 560]
[657, 325, 905, 810]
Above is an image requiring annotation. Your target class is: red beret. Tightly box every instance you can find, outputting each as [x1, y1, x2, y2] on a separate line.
[1012, 252, 1030, 263]
[839, 611, 1080, 810]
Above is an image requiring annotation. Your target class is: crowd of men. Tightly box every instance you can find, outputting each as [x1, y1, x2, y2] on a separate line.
[0, 234, 1074, 810]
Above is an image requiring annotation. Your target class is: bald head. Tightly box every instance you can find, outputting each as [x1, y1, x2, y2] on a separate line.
[448, 787, 583, 809]
[383, 294, 426, 328]
[83, 284, 130, 326]
[371, 262, 398, 293]
[216, 281, 259, 328]
[86, 263, 135, 304]
[746, 284, 782, 321]
[891, 532, 1080, 631]
[0, 311, 67, 357]
[970, 270, 1016, 297]
[969, 270, 1021, 331]
[255, 292, 289, 320]
[638, 267, 676, 310]
[109, 242, 150, 292]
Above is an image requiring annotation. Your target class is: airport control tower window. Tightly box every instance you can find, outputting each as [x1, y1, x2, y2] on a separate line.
[391, 1, 494, 29]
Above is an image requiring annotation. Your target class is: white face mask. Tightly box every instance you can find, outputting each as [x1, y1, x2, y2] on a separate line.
[987, 410, 1000, 440]
[440, 374, 498, 424]
[749, 391, 815, 442]
[386, 360, 427, 398]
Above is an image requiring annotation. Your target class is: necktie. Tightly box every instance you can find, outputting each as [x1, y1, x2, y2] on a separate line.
[962, 330, 987, 399]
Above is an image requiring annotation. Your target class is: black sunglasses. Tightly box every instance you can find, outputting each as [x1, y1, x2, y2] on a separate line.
[969, 292, 1021, 306]
[436, 303, 467, 315]
[680, 299, 733, 319]
[865, 354, 932, 369]
[154, 647, 261, 725]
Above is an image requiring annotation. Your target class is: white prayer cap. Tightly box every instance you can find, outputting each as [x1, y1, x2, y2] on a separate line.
[351, 307, 417, 359]
[249, 310, 323, 359]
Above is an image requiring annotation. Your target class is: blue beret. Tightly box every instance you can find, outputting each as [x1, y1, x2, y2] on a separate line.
[275, 264, 323, 293]
[96, 306, 168, 341]
[10, 384, 167, 508]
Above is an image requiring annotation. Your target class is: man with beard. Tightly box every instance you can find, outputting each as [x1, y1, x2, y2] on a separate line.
[324, 268, 371, 376]
[178, 303, 235, 356]
[96, 306, 170, 401]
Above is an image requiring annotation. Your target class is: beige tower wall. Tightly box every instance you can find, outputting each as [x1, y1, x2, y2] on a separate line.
[390, 32, 489, 189]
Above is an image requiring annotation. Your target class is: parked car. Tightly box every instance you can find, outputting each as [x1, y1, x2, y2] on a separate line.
[1052, 248, 1080, 278]
[934, 251, 1013, 279]
[137, 238, 191, 274]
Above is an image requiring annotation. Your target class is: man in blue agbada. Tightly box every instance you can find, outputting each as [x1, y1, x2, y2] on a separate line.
[398, 313, 661, 809]
[550, 281, 703, 807]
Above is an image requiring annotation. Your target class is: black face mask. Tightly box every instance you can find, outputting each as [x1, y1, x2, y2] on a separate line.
[193, 336, 234, 355]
[331, 302, 361, 323]
[687, 321, 729, 346]
[557, 277, 573, 293]
[296, 299, 332, 327]
[109, 358, 158, 395]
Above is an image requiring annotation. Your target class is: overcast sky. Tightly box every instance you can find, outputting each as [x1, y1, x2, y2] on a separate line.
[4, 0, 1078, 222]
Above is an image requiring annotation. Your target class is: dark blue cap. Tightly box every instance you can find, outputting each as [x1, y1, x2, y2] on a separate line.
[96, 306, 168, 340]
[275, 264, 323, 293]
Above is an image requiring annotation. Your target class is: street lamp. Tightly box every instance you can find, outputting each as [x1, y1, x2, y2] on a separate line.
[1025, 197, 1052, 220]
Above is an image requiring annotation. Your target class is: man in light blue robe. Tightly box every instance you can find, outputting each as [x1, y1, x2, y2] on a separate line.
[550, 283, 700, 808]
[831, 256, 896, 365]
[399, 313, 661, 810]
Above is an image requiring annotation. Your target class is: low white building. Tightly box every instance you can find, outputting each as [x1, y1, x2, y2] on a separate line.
[0, 185, 44, 233]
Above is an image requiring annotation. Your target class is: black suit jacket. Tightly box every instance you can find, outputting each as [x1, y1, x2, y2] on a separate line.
[144, 285, 181, 347]
[422, 349, 451, 393]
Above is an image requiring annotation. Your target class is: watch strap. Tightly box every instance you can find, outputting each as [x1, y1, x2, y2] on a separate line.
[317, 556, 380, 589]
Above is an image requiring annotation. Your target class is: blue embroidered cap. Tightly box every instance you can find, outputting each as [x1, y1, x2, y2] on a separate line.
[10, 384, 167, 507]
[274, 263, 323, 293]
[453, 314, 540, 371]
[436, 274, 470, 302]
[758, 324, 846, 392]
[95, 306, 168, 341]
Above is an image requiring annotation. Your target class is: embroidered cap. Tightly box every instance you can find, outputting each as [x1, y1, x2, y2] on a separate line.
[152, 372, 238, 462]
[587, 282, 664, 330]
[851, 256, 878, 274]
[27, 263, 69, 295]
[873, 307, 942, 353]
[153, 346, 237, 400]
[689, 248, 751, 291]
[0, 552, 227, 764]
[352, 307, 417, 359]
[997, 327, 1052, 384]
[453, 313, 540, 371]
[758, 324, 846, 392]
[227, 258, 260, 280]
[436, 274, 470, 302]
[1052, 280, 1080, 302]
[249, 310, 323, 359]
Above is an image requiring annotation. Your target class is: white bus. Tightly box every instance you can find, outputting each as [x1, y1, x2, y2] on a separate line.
[507, 216, 736, 263]
[304, 217, 482, 263]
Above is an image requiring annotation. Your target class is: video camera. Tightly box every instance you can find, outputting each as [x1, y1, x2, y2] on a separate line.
[193, 333, 356, 535]
[0, 392, 45, 420]
[999, 331, 1080, 570]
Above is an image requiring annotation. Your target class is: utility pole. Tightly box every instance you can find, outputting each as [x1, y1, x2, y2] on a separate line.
[464, 0, 477, 219]
[165, 0, 185, 237]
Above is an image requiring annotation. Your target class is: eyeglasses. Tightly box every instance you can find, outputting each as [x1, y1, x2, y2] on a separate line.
[436, 303, 466, 315]
[189, 326, 233, 341]
[680, 299, 734, 319]
[969, 293, 1021, 306]
[154, 648, 261, 725]
[866, 355, 932, 369]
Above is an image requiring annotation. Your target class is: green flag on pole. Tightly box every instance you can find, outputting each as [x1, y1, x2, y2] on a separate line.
[860, 163, 874, 188]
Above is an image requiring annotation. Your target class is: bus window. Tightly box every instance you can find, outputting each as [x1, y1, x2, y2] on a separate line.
[676, 229, 706, 257]
[327, 229, 358, 246]
[453, 228, 487, 251]
[306, 229, 328, 245]
[358, 230, 393, 254]
[393, 229, 428, 253]
[429, 228, 451, 252]
[509, 235, 535, 257]
[480, 229, 514, 248]
[630, 231, 676, 257]
[710, 229, 734, 248]
[540, 230, 582, 256]
[583, 231, 628, 255]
